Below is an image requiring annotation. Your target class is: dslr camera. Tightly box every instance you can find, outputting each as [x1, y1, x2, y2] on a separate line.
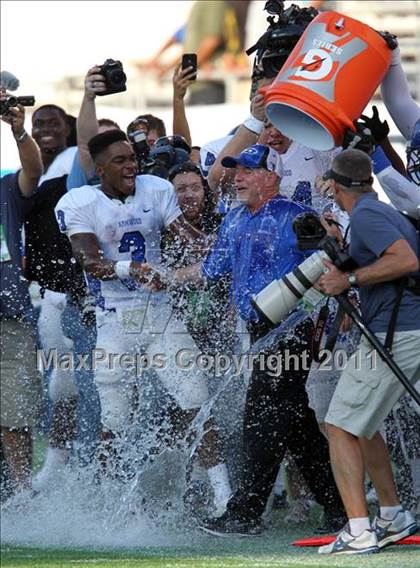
[128, 129, 191, 179]
[0, 95, 35, 116]
[252, 212, 357, 326]
[96, 59, 127, 96]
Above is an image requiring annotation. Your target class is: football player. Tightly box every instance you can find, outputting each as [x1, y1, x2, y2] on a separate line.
[55, 130, 206, 463]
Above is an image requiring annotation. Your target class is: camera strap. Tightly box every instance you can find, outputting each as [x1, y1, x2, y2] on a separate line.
[324, 302, 346, 355]
[311, 300, 330, 362]
[385, 278, 407, 355]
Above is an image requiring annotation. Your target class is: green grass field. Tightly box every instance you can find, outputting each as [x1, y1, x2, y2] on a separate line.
[2, 439, 419, 567]
[2, 528, 419, 568]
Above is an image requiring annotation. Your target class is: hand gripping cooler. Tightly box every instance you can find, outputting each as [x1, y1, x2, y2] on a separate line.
[262, 11, 392, 150]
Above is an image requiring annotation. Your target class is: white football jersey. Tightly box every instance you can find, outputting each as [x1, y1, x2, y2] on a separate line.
[280, 142, 339, 213]
[55, 175, 181, 309]
[200, 135, 233, 179]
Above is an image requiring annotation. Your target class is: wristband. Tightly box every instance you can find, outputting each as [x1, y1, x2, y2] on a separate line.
[14, 130, 28, 144]
[115, 260, 132, 279]
[242, 114, 264, 135]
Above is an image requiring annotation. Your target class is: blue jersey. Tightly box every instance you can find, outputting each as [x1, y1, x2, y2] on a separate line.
[202, 195, 314, 322]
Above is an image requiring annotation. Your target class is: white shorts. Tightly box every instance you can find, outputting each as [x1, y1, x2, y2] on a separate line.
[325, 330, 420, 439]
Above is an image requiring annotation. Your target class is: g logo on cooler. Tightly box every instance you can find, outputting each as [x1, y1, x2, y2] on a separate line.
[293, 49, 334, 81]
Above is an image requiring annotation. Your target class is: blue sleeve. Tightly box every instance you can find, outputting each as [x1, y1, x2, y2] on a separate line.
[202, 218, 232, 280]
[352, 206, 404, 258]
[66, 151, 89, 191]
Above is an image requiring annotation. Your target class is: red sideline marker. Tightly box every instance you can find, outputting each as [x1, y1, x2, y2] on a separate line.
[293, 535, 420, 547]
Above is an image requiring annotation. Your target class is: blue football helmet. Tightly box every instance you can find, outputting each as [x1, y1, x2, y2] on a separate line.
[407, 118, 420, 186]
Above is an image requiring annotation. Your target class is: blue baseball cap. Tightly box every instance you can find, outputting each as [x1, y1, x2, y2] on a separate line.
[221, 144, 283, 177]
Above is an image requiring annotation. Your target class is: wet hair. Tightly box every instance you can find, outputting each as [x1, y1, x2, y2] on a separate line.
[169, 161, 220, 232]
[32, 104, 68, 123]
[88, 130, 129, 161]
[332, 149, 373, 193]
[98, 118, 121, 130]
[126, 113, 166, 137]
[168, 160, 202, 182]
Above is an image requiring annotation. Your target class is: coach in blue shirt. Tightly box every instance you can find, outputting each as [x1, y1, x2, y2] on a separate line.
[172, 144, 346, 535]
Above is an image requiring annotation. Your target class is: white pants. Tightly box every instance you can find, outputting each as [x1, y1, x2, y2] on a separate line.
[94, 300, 209, 433]
[38, 290, 78, 402]
[147, 302, 209, 411]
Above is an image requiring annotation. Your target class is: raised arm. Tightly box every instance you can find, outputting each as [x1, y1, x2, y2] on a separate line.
[207, 94, 265, 193]
[1, 91, 43, 196]
[76, 66, 107, 177]
[380, 47, 420, 141]
[372, 146, 420, 218]
[172, 63, 195, 146]
[360, 105, 406, 176]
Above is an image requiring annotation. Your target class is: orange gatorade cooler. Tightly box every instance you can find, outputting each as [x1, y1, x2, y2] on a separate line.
[262, 11, 392, 150]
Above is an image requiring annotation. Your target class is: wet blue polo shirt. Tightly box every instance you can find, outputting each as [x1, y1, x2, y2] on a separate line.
[349, 192, 420, 333]
[202, 195, 314, 322]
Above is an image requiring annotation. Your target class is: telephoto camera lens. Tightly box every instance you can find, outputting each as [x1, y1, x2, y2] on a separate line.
[252, 250, 331, 325]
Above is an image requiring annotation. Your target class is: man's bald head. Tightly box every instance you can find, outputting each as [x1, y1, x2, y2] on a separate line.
[331, 149, 373, 193]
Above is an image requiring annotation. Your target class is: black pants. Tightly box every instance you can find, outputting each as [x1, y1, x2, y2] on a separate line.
[226, 318, 345, 521]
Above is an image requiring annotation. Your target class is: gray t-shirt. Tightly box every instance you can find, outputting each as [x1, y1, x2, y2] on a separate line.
[0, 173, 34, 317]
[349, 192, 420, 333]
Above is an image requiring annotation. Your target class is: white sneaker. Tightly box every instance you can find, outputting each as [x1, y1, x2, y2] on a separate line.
[373, 509, 418, 549]
[318, 525, 379, 554]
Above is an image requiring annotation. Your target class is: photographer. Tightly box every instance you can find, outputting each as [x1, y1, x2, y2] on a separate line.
[166, 144, 347, 535]
[317, 149, 419, 554]
[0, 89, 43, 494]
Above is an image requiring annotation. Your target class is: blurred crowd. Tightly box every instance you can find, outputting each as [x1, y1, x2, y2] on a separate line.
[1, 0, 419, 555]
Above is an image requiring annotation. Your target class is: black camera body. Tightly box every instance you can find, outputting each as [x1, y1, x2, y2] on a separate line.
[96, 59, 127, 96]
[0, 95, 35, 115]
[128, 129, 163, 176]
[294, 212, 357, 272]
[128, 132, 191, 179]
